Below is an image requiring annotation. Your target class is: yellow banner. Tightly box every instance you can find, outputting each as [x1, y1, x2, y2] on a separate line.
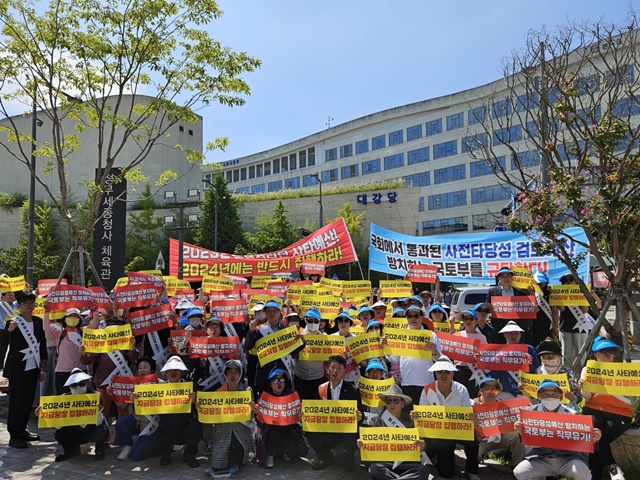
[286, 284, 306, 305]
[255, 325, 304, 366]
[202, 275, 234, 293]
[38, 393, 100, 428]
[383, 327, 433, 359]
[319, 277, 343, 296]
[511, 267, 542, 294]
[582, 360, 640, 395]
[140, 270, 163, 278]
[115, 276, 129, 287]
[197, 390, 252, 424]
[549, 285, 590, 306]
[251, 276, 273, 289]
[300, 295, 340, 318]
[379, 280, 413, 298]
[520, 372, 571, 404]
[347, 332, 384, 363]
[317, 287, 334, 296]
[249, 295, 281, 311]
[357, 376, 396, 408]
[413, 405, 474, 441]
[82, 324, 133, 353]
[360, 427, 421, 462]
[383, 318, 407, 330]
[301, 399, 358, 433]
[298, 334, 346, 361]
[349, 325, 365, 334]
[0, 275, 26, 293]
[342, 280, 372, 300]
[433, 321, 458, 333]
[134, 382, 193, 414]
[162, 276, 179, 296]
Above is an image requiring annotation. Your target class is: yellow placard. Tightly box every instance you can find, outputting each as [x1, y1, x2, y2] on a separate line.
[202, 275, 234, 293]
[316, 286, 334, 296]
[301, 399, 358, 433]
[38, 393, 100, 428]
[298, 334, 346, 361]
[249, 295, 281, 310]
[32, 298, 45, 318]
[82, 324, 133, 353]
[549, 285, 590, 306]
[140, 270, 163, 278]
[162, 276, 180, 296]
[383, 328, 433, 359]
[511, 267, 542, 294]
[0, 275, 27, 293]
[360, 427, 421, 462]
[357, 376, 396, 407]
[379, 280, 413, 298]
[255, 325, 304, 366]
[286, 285, 304, 305]
[349, 325, 365, 335]
[342, 280, 372, 300]
[251, 276, 273, 289]
[347, 332, 384, 364]
[115, 277, 129, 287]
[432, 321, 457, 333]
[319, 277, 343, 296]
[134, 382, 193, 414]
[383, 317, 407, 330]
[582, 360, 640, 396]
[520, 372, 571, 404]
[413, 405, 474, 441]
[300, 295, 340, 318]
[197, 390, 252, 423]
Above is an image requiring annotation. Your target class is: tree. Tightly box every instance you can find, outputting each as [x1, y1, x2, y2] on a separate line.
[195, 170, 245, 253]
[125, 183, 166, 270]
[465, 14, 640, 355]
[0, 0, 261, 280]
[327, 203, 366, 280]
[244, 200, 298, 253]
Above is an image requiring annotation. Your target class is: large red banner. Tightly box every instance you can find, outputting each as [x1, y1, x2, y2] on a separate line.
[477, 344, 529, 371]
[255, 392, 301, 426]
[519, 409, 594, 453]
[46, 285, 97, 311]
[128, 303, 174, 335]
[169, 218, 357, 281]
[437, 332, 480, 363]
[110, 374, 158, 403]
[473, 397, 530, 436]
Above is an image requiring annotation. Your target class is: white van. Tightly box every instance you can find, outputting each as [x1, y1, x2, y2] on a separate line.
[450, 286, 491, 313]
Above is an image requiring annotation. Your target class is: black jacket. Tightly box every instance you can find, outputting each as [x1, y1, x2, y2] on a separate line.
[0, 316, 47, 379]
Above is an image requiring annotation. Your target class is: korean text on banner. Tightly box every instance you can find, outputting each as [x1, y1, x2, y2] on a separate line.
[437, 332, 479, 364]
[360, 427, 421, 463]
[110, 374, 158, 403]
[477, 344, 529, 371]
[169, 329, 206, 354]
[549, 285, 590, 307]
[520, 372, 571, 403]
[511, 266, 542, 293]
[128, 303, 174, 336]
[211, 298, 248, 323]
[45, 284, 97, 311]
[413, 405, 474, 441]
[82, 324, 133, 353]
[134, 382, 193, 415]
[383, 327, 433, 359]
[188, 336, 239, 358]
[301, 400, 358, 433]
[357, 377, 396, 408]
[379, 280, 413, 298]
[114, 284, 162, 308]
[405, 264, 438, 283]
[201, 275, 235, 293]
[197, 390, 252, 424]
[38, 393, 101, 428]
[490, 295, 537, 319]
[255, 391, 301, 426]
[582, 360, 640, 395]
[37, 278, 67, 296]
[347, 332, 385, 364]
[255, 326, 303, 366]
[300, 260, 326, 275]
[473, 396, 530, 437]
[519, 409, 594, 453]
[341, 280, 372, 300]
[298, 335, 346, 361]
[0, 275, 27, 293]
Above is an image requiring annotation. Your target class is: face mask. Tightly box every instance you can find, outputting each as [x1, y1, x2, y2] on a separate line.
[255, 311, 266, 321]
[189, 319, 201, 328]
[306, 322, 319, 333]
[65, 316, 80, 327]
[541, 398, 561, 411]
[541, 357, 562, 373]
[70, 385, 87, 395]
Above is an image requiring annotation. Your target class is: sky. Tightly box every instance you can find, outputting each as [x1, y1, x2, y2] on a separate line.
[203, 1, 635, 166]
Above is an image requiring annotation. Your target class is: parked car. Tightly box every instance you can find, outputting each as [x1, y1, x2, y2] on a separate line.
[450, 286, 490, 313]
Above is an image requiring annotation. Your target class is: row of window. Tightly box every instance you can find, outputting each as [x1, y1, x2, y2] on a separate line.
[417, 212, 501, 236]
[226, 147, 316, 183]
[418, 184, 511, 212]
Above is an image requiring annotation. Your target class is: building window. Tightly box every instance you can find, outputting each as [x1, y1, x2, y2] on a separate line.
[251, 184, 265, 194]
[403, 172, 430, 187]
[281, 156, 288, 172]
[493, 125, 523, 144]
[428, 190, 467, 210]
[511, 151, 540, 169]
[341, 164, 359, 179]
[264, 162, 271, 176]
[612, 96, 640, 118]
[492, 99, 512, 118]
[362, 159, 381, 175]
[418, 197, 425, 212]
[470, 156, 506, 177]
[389, 129, 403, 146]
[471, 185, 511, 204]
[574, 74, 600, 96]
[303, 174, 318, 187]
[299, 150, 307, 168]
[472, 213, 497, 231]
[268, 180, 282, 192]
[325, 148, 337, 162]
[272, 159, 280, 174]
[289, 153, 297, 170]
[356, 139, 369, 154]
[308, 147, 316, 166]
[384, 153, 405, 170]
[248, 166, 255, 179]
[372, 134, 386, 150]
[408, 147, 429, 165]
[235, 187, 249, 194]
[468, 106, 486, 125]
[461, 133, 488, 153]
[407, 124, 422, 141]
[422, 217, 467, 235]
[340, 144, 353, 158]
[321, 169, 338, 183]
[225, 171, 232, 183]
[232, 169, 239, 182]
[256, 164, 263, 177]
[446, 112, 464, 131]
[284, 177, 300, 189]
[434, 164, 466, 184]
[240, 168, 247, 181]
[516, 93, 539, 111]
[433, 140, 457, 159]
[606, 65, 634, 88]
[426, 119, 442, 136]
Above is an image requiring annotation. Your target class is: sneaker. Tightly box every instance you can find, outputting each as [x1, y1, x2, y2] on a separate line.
[117, 445, 132, 460]
[204, 441, 214, 455]
[609, 464, 625, 480]
[205, 468, 233, 478]
[266, 455, 275, 468]
[173, 444, 186, 451]
[282, 452, 292, 462]
[55, 448, 81, 462]
[183, 453, 200, 468]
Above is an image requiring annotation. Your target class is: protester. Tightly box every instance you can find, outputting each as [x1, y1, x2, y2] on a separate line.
[532, 271, 553, 347]
[0, 290, 17, 368]
[486, 267, 534, 344]
[360, 357, 389, 425]
[331, 311, 359, 384]
[535, 337, 581, 405]
[1, 291, 47, 449]
[428, 302, 448, 330]
[453, 309, 487, 398]
[370, 301, 387, 322]
[357, 305, 374, 327]
[472, 302, 498, 344]
[294, 307, 328, 400]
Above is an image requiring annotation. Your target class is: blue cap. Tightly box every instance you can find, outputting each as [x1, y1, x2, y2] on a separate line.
[178, 316, 190, 326]
[406, 305, 422, 314]
[497, 267, 513, 277]
[267, 368, 287, 381]
[205, 316, 222, 325]
[365, 358, 385, 372]
[408, 295, 424, 306]
[398, 298, 408, 304]
[224, 359, 242, 375]
[592, 336, 620, 352]
[335, 312, 353, 324]
[303, 308, 321, 320]
[533, 271, 549, 284]
[428, 303, 446, 314]
[461, 309, 477, 319]
[187, 308, 204, 318]
[263, 300, 281, 311]
[392, 308, 406, 317]
[367, 320, 383, 331]
[358, 306, 374, 317]
[537, 379, 561, 393]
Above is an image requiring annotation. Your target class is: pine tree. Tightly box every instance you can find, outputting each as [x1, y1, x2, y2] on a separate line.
[125, 183, 166, 270]
[245, 200, 298, 253]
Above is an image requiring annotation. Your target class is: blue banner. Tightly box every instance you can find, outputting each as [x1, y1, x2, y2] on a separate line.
[369, 224, 588, 285]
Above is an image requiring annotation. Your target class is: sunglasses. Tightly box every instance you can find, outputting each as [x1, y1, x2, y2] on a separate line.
[482, 387, 500, 393]
[337, 318, 351, 323]
[476, 309, 489, 314]
[598, 349, 616, 355]
[271, 377, 286, 384]
[69, 382, 87, 388]
[385, 398, 403, 405]
[406, 314, 421, 319]
[306, 319, 320, 324]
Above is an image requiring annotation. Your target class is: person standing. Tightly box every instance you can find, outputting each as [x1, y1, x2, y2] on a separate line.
[0, 291, 47, 449]
[486, 267, 534, 345]
[0, 290, 17, 371]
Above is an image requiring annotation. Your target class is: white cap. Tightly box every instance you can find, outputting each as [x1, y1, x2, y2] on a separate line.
[371, 301, 387, 309]
[161, 355, 188, 372]
[250, 302, 265, 312]
[499, 321, 525, 333]
[428, 355, 458, 372]
[64, 368, 92, 387]
[65, 307, 81, 317]
[176, 299, 196, 310]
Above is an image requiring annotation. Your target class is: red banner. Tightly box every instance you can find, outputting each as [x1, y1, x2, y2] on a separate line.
[266, 282, 290, 297]
[170, 218, 357, 281]
[473, 397, 530, 437]
[173, 289, 196, 301]
[437, 332, 480, 363]
[169, 329, 206, 354]
[490, 296, 537, 319]
[128, 303, 174, 335]
[88, 286, 113, 308]
[255, 391, 301, 426]
[110, 374, 158, 403]
[188, 336, 239, 358]
[519, 409, 594, 453]
[405, 264, 438, 283]
[239, 288, 270, 299]
[300, 261, 326, 275]
[37, 278, 67, 296]
[210, 298, 248, 323]
[127, 271, 164, 288]
[114, 284, 162, 308]
[207, 289, 242, 304]
[45, 285, 97, 311]
[477, 344, 529, 371]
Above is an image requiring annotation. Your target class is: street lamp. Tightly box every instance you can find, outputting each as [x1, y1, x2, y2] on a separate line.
[310, 173, 323, 228]
[26, 82, 43, 289]
[203, 179, 218, 251]
[163, 189, 200, 279]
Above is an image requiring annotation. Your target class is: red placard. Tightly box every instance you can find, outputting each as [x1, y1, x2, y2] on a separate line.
[477, 344, 529, 371]
[169, 329, 207, 354]
[88, 286, 113, 308]
[255, 391, 301, 426]
[114, 284, 162, 308]
[437, 332, 480, 364]
[110, 374, 158, 403]
[300, 261, 326, 275]
[37, 278, 67, 296]
[266, 282, 291, 296]
[490, 296, 537, 319]
[239, 288, 270, 299]
[188, 336, 239, 358]
[127, 271, 164, 288]
[210, 298, 248, 323]
[519, 409, 594, 453]
[173, 289, 196, 301]
[405, 264, 438, 283]
[128, 303, 174, 335]
[226, 275, 249, 287]
[45, 285, 97, 311]
[208, 288, 242, 304]
[473, 397, 530, 437]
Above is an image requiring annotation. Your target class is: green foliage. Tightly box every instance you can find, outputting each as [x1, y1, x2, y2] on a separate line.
[326, 203, 366, 280]
[0, 192, 28, 212]
[244, 200, 298, 253]
[125, 183, 167, 270]
[125, 256, 146, 272]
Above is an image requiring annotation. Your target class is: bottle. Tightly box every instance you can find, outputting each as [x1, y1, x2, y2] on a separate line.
[39, 367, 44, 382]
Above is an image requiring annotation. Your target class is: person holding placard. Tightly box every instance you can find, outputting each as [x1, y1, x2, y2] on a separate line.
[472, 303, 498, 344]
[0, 290, 17, 368]
[428, 302, 448, 332]
[331, 311, 360, 385]
[532, 272, 553, 347]
[453, 309, 487, 399]
[295, 307, 329, 400]
[534, 337, 581, 406]
[486, 267, 534, 345]
[360, 357, 391, 425]
[579, 337, 632, 480]
[370, 300, 388, 322]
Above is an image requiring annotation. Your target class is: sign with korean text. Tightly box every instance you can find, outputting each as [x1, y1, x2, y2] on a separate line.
[437, 332, 479, 363]
[301, 399, 358, 433]
[549, 285, 590, 307]
[45, 285, 97, 311]
[511, 266, 542, 293]
[473, 397, 531, 437]
[37, 278, 67, 296]
[433, 321, 459, 334]
[519, 409, 594, 453]
[520, 372, 571, 404]
[82, 324, 133, 353]
[266, 281, 290, 297]
[88, 286, 112, 308]
[255, 326, 303, 366]
[300, 260, 327, 275]
[357, 376, 396, 408]
[379, 280, 413, 298]
[346, 332, 385, 364]
[341, 280, 372, 300]
[319, 277, 343, 296]
[210, 298, 248, 323]
[134, 382, 193, 415]
[169, 329, 206, 354]
[251, 276, 276, 289]
[383, 317, 407, 330]
[38, 394, 100, 428]
[201, 275, 235, 293]
[298, 335, 346, 361]
[477, 344, 529, 371]
[255, 391, 301, 426]
[127, 271, 164, 288]
[383, 327, 433, 359]
[0, 275, 27, 293]
[359, 427, 420, 462]
[413, 405, 474, 441]
[128, 303, 174, 335]
[114, 284, 161, 308]
[582, 360, 640, 395]
[300, 295, 341, 318]
[188, 336, 239, 358]
[110, 374, 158, 403]
[197, 390, 252, 423]
[405, 264, 438, 283]
[490, 296, 537, 319]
